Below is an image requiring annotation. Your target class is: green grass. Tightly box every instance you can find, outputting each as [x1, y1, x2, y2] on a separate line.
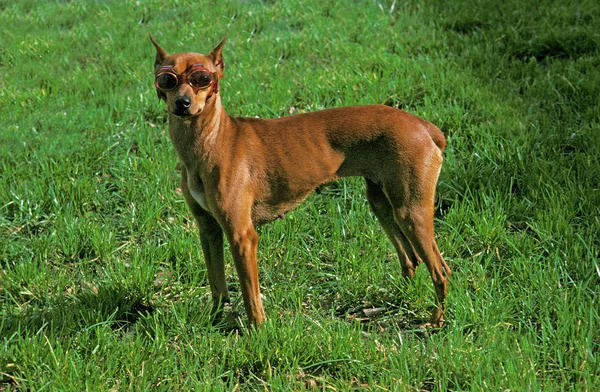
[1, 0, 599, 390]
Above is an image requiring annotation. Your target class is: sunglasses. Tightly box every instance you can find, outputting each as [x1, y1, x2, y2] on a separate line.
[154, 64, 216, 93]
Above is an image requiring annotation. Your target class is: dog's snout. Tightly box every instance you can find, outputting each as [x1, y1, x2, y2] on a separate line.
[175, 96, 192, 110]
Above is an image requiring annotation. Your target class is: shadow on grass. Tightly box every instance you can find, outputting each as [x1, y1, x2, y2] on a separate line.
[337, 305, 445, 338]
[509, 31, 599, 61]
[1, 283, 154, 338]
[326, 288, 445, 337]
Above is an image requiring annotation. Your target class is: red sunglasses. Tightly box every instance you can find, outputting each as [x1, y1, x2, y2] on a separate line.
[154, 64, 216, 93]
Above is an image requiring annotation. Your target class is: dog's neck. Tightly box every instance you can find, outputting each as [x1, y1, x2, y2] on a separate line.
[168, 94, 229, 170]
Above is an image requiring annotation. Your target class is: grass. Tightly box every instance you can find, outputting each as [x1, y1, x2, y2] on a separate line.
[1, 0, 599, 390]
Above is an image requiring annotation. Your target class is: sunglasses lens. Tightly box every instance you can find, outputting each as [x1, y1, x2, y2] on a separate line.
[156, 73, 178, 91]
[189, 71, 212, 88]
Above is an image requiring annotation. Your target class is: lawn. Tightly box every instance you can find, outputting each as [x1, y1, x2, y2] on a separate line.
[1, 0, 599, 390]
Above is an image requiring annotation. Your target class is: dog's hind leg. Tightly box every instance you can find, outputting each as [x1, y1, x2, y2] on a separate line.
[365, 178, 420, 278]
[384, 180, 449, 327]
[381, 145, 450, 326]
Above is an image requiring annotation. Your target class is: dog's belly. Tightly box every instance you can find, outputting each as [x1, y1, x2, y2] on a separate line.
[252, 192, 313, 225]
[252, 203, 297, 225]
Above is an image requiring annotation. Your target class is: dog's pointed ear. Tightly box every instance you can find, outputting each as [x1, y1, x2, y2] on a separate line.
[149, 34, 168, 69]
[209, 37, 226, 78]
[149, 34, 167, 101]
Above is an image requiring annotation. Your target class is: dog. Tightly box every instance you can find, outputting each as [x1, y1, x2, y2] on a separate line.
[150, 35, 451, 328]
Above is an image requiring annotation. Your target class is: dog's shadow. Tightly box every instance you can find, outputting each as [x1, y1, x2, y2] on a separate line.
[2, 284, 154, 338]
[2, 283, 248, 341]
[3, 282, 439, 341]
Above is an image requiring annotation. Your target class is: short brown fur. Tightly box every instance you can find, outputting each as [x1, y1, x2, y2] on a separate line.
[150, 36, 451, 328]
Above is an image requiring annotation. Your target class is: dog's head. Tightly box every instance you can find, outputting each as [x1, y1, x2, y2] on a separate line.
[150, 35, 226, 118]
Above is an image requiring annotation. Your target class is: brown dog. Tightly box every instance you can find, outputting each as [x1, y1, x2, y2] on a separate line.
[150, 36, 451, 328]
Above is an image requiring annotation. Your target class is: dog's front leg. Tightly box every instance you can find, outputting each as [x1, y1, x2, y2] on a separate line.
[196, 210, 229, 313]
[222, 212, 265, 327]
[230, 225, 265, 327]
[180, 170, 229, 313]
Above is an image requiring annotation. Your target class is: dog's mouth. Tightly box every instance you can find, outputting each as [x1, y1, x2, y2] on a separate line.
[172, 110, 193, 118]
[171, 108, 202, 118]
[171, 101, 204, 118]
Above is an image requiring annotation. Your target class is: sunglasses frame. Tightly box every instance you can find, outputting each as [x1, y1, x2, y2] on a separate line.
[154, 63, 216, 93]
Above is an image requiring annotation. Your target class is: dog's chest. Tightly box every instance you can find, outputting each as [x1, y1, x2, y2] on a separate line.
[187, 173, 210, 212]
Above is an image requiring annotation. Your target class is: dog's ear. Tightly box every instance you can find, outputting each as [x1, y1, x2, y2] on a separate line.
[209, 37, 226, 78]
[149, 34, 168, 69]
[149, 35, 168, 101]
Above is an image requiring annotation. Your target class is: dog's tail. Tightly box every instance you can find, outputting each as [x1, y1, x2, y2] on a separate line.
[426, 123, 447, 152]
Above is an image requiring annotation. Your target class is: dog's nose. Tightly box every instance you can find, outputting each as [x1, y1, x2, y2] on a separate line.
[175, 96, 192, 110]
